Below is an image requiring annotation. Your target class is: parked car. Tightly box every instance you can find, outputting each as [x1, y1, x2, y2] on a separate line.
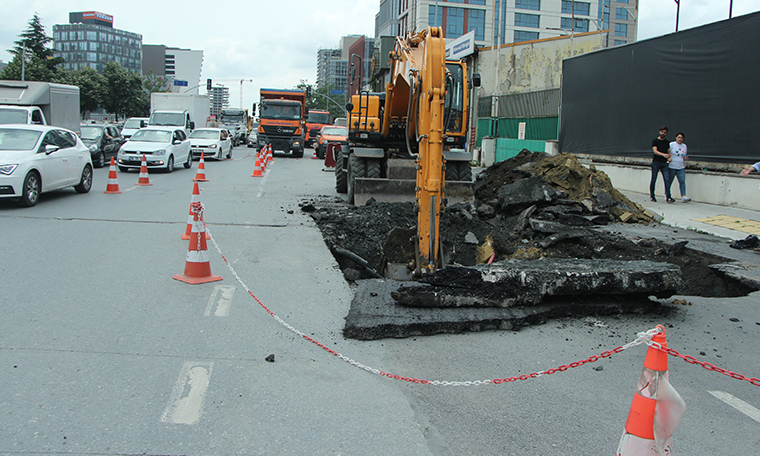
[315, 125, 347, 159]
[188, 128, 232, 160]
[116, 127, 192, 173]
[0, 124, 93, 207]
[121, 117, 148, 139]
[79, 123, 125, 168]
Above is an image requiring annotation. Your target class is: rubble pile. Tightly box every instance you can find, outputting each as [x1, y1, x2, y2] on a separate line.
[302, 150, 755, 339]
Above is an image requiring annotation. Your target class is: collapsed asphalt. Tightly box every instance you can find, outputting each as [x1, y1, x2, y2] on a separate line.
[301, 151, 759, 339]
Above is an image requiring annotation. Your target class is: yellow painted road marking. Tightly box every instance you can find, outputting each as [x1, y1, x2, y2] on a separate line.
[692, 215, 760, 235]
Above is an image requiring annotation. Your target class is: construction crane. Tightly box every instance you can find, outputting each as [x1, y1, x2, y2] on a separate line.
[213, 79, 254, 109]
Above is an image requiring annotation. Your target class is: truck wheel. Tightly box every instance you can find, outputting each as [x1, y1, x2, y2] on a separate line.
[335, 147, 347, 194]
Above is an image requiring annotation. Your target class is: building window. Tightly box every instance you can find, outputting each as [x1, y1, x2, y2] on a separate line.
[515, 0, 540, 11]
[515, 13, 540, 28]
[616, 7, 628, 20]
[614, 40, 627, 46]
[561, 17, 589, 32]
[618, 0, 628, 3]
[428, 5, 443, 26]
[514, 30, 539, 42]
[562, 1, 590, 15]
[468, 0, 486, 4]
[468, 9, 485, 40]
[86, 52, 97, 62]
[615, 23, 628, 37]
[89, 42, 98, 51]
[447, 7, 465, 38]
[86, 31, 97, 41]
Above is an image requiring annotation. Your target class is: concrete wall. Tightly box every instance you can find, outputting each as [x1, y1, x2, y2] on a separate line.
[593, 163, 760, 212]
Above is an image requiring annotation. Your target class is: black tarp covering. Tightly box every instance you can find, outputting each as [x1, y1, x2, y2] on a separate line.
[559, 12, 760, 164]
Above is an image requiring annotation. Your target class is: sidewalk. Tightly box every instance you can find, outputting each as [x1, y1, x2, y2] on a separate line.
[622, 190, 760, 241]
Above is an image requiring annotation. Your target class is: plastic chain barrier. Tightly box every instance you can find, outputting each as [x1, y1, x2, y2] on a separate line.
[193, 204, 760, 388]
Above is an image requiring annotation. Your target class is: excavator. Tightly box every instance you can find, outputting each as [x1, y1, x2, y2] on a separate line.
[338, 27, 479, 275]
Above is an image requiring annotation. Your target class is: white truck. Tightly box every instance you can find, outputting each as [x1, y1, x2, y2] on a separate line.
[218, 108, 248, 146]
[0, 80, 80, 133]
[148, 92, 210, 135]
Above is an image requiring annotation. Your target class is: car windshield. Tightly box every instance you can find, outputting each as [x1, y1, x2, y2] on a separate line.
[80, 126, 104, 140]
[189, 130, 220, 139]
[123, 118, 144, 129]
[130, 130, 172, 143]
[0, 108, 30, 124]
[0, 128, 42, 151]
[149, 112, 185, 126]
[308, 112, 331, 124]
[323, 127, 347, 136]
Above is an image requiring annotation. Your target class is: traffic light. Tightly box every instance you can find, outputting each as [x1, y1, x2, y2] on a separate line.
[206, 79, 212, 91]
[306, 86, 311, 98]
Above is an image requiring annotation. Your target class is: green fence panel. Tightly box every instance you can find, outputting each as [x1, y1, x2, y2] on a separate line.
[495, 138, 546, 162]
[476, 116, 558, 148]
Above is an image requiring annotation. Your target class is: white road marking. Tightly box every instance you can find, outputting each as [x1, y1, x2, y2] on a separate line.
[161, 362, 213, 425]
[256, 170, 269, 197]
[709, 391, 760, 423]
[204, 285, 236, 316]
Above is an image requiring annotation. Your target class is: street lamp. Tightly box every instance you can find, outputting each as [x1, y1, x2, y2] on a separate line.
[674, 0, 680, 31]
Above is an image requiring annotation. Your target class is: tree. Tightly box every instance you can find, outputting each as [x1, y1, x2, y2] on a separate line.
[297, 81, 346, 119]
[73, 67, 107, 114]
[102, 61, 148, 120]
[143, 69, 172, 93]
[8, 13, 64, 76]
[0, 53, 55, 81]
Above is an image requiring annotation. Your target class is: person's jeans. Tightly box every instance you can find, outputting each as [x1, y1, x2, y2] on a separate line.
[667, 167, 687, 197]
[650, 161, 671, 199]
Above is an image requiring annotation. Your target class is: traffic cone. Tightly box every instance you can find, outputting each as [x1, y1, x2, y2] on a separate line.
[260, 147, 268, 172]
[616, 325, 686, 455]
[251, 154, 263, 177]
[104, 157, 121, 194]
[173, 202, 222, 285]
[182, 182, 209, 240]
[311, 146, 319, 159]
[135, 154, 152, 186]
[193, 153, 208, 182]
[266, 144, 273, 165]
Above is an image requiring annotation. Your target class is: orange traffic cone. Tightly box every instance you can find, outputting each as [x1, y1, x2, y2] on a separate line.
[173, 202, 222, 285]
[135, 154, 152, 186]
[193, 153, 208, 182]
[251, 154, 263, 177]
[267, 144, 273, 165]
[182, 182, 209, 240]
[311, 146, 319, 159]
[616, 325, 686, 455]
[104, 157, 122, 194]
[260, 148, 267, 172]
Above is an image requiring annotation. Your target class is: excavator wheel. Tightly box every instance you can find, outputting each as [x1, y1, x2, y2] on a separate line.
[335, 147, 348, 193]
[347, 152, 367, 204]
[367, 159, 382, 179]
[445, 161, 472, 182]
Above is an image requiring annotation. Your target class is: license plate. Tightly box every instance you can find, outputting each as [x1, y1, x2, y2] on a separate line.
[131, 156, 141, 161]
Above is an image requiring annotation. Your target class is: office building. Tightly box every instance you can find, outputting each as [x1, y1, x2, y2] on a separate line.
[52, 11, 142, 73]
[142, 45, 204, 94]
[209, 86, 230, 118]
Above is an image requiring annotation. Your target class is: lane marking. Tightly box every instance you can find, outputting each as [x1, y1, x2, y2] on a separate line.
[709, 391, 760, 423]
[204, 285, 236, 317]
[255, 171, 269, 197]
[161, 361, 213, 425]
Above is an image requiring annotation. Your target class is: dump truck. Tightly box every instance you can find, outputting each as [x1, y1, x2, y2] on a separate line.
[256, 88, 307, 157]
[305, 109, 333, 149]
[219, 108, 248, 146]
[336, 27, 479, 274]
[0, 80, 80, 133]
[149, 92, 210, 135]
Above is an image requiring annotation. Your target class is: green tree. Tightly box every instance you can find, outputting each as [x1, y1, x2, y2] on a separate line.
[143, 69, 172, 93]
[73, 67, 107, 114]
[0, 53, 55, 81]
[8, 13, 64, 76]
[296, 81, 345, 119]
[102, 61, 147, 120]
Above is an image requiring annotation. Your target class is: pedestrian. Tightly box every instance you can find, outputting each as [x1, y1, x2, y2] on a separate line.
[650, 126, 674, 203]
[740, 161, 760, 176]
[666, 132, 690, 202]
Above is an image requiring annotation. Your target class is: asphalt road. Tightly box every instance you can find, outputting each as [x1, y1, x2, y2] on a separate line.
[1, 147, 759, 455]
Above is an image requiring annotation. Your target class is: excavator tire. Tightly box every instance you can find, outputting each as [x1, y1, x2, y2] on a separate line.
[446, 161, 472, 182]
[335, 148, 347, 193]
[347, 153, 367, 204]
[367, 159, 382, 179]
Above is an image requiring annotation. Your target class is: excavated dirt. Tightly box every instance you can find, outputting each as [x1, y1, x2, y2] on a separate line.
[302, 150, 753, 299]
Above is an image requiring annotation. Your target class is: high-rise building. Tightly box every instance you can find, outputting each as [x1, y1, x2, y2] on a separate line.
[52, 11, 142, 73]
[316, 35, 372, 96]
[209, 86, 229, 118]
[142, 45, 204, 94]
[375, 0, 637, 48]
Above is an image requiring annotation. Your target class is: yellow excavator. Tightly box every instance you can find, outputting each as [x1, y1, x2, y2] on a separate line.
[338, 27, 479, 275]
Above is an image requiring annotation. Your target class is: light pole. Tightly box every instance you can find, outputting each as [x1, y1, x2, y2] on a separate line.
[674, 0, 680, 31]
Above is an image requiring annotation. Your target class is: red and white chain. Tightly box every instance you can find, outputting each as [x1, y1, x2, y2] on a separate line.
[194, 209, 759, 387]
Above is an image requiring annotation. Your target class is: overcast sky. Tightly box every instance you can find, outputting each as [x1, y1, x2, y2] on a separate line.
[1, 0, 758, 111]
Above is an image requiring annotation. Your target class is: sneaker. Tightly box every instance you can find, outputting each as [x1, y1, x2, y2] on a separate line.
[667, 197, 676, 203]
[650, 196, 657, 202]
[682, 197, 691, 202]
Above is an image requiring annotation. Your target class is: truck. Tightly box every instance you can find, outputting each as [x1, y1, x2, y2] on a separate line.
[148, 92, 210, 135]
[256, 88, 307, 158]
[305, 109, 333, 150]
[337, 27, 479, 274]
[218, 108, 248, 146]
[0, 80, 80, 133]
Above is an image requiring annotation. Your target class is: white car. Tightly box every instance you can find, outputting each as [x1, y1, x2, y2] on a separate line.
[0, 124, 93, 207]
[189, 128, 232, 160]
[117, 127, 192, 173]
[121, 117, 148, 139]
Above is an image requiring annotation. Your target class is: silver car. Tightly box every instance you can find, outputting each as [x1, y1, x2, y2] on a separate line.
[117, 127, 192, 173]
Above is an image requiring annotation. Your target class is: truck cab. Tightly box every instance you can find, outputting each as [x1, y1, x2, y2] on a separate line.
[0, 106, 47, 125]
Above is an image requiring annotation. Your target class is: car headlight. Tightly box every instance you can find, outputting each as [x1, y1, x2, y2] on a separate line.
[0, 164, 18, 175]
[89, 144, 98, 152]
[209, 144, 217, 149]
[155, 149, 166, 155]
